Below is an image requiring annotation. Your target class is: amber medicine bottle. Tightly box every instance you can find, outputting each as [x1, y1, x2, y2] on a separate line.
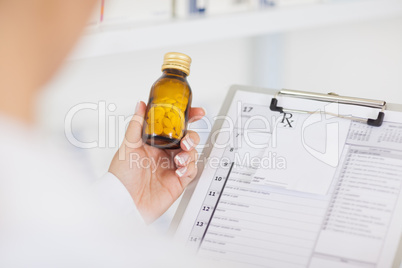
[142, 52, 192, 149]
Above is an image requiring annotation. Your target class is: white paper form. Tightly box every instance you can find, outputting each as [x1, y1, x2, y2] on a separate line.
[174, 89, 402, 268]
[310, 119, 402, 268]
[252, 105, 351, 195]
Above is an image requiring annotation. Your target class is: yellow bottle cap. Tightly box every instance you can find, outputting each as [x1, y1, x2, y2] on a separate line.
[162, 52, 192, 76]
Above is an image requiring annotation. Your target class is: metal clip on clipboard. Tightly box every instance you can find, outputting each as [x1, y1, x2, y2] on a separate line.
[270, 89, 387, 127]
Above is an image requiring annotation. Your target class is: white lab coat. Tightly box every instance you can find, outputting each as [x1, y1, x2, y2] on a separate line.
[0, 115, 207, 267]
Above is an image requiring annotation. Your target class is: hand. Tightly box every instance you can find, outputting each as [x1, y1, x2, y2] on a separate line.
[109, 102, 205, 223]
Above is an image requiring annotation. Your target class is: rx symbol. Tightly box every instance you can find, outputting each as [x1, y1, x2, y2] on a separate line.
[281, 113, 294, 128]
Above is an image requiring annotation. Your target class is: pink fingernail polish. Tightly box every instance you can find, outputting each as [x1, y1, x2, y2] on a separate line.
[176, 166, 187, 178]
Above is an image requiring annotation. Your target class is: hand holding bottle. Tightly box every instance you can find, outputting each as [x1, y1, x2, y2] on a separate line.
[109, 101, 205, 224]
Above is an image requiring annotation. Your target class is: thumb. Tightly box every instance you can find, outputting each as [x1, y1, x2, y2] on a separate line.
[123, 101, 147, 149]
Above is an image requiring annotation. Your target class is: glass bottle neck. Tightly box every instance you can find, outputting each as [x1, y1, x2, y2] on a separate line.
[162, 68, 188, 78]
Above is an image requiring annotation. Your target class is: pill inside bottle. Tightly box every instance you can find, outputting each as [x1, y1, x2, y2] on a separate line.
[142, 52, 192, 149]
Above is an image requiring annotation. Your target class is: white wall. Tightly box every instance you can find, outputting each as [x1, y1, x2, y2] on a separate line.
[254, 16, 402, 103]
[38, 15, 402, 178]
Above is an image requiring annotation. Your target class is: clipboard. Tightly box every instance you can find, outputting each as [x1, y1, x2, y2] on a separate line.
[170, 85, 402, 268]
[269, 89, 386, 127]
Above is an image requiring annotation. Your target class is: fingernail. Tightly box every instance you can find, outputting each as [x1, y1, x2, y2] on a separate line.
[183, 136, 195, 151]
[135, 102, 140, 113]
[176, 166, 187, 178]
[175, 153, 190, 166]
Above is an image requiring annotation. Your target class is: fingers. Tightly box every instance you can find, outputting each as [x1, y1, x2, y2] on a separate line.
[175, 162, 198, 188]
[174, 131, 199, 172]
[180, 130, 200, 152]
[174, 130, 201, 185]
[174, 148, 198, 167]
[188, 107, 205, 123]
[123, 101, 146, 145]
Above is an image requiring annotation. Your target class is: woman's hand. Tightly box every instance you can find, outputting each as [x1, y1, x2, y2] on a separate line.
[109, 102, 205, 223]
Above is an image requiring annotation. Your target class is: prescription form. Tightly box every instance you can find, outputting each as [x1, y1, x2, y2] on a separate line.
[173, 87, 402, 268]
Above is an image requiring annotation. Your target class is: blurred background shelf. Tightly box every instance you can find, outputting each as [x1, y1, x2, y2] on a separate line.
[71, 0, 402, 60]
